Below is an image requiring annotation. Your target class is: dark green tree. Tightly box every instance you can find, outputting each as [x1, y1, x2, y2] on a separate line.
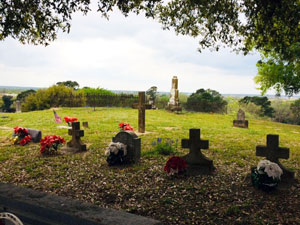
[185, 88, 227, 113]
[239, 96, 274, 117]
[1, 95, 14, 112]
[1, 0, 299, 58]
[16, 89, 36, 102]
[56, 81, 79, 90]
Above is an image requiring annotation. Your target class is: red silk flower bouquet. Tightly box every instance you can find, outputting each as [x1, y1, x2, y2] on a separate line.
[164, 156, 187, 176]
[12, 126, 32, 146]
[40, 135, 65, 155]
[64, 116, 78, 126]
[119, 123, 134, 131]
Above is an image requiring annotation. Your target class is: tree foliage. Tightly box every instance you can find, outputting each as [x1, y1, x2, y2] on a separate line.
[1, 95, 14, 112]
[185, 88, 227, 113]
[1, 0, 299, 58]
[16, 89, 36, 102]
[255, 43, 300, 96]
[56, 80, 80, 90]
[239, 96, 274, 117]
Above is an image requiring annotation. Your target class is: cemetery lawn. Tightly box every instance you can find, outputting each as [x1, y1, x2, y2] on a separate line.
[0, 107, 300, 225]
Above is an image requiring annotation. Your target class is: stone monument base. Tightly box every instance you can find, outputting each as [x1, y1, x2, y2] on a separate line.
[233, 120, 248, 128]
[167, 105, 182, 112]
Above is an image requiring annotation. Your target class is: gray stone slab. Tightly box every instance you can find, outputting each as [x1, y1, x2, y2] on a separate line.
[0, 182, 162, 225]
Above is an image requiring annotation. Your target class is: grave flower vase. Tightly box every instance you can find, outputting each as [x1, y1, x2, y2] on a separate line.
[251, 168, 280, 192]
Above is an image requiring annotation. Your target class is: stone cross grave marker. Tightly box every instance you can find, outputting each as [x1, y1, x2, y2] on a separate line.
[62, 122, 86, 153]
[132, 92, 152, 133]
[181, 129, 215, 175]
[16, 100, 21, 113]
[113, 131, 141, 164]
[233, 109, 248, 128]
[256, 134, 294, 180]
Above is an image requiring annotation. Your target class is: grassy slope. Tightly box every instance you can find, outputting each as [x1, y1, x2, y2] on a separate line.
[0, 108, 300, 224]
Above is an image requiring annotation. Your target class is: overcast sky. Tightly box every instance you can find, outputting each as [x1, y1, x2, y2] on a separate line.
[0, 8, 265, 94]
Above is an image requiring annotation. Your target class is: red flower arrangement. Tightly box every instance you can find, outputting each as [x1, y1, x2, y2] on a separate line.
[12, 126, 32, 145]
[20, 135, 32, 146]
[40, 135, 65, 155]
[64, 116, 78, 126]
[119, 122, 134, 131]
[164, 156, 187, 176]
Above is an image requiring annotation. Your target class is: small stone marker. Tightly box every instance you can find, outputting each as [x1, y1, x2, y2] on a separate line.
[256, 134, 294, 181]
[15, 101, 21, 113]
[62, 122, 86, 153]
[112, 131, 141, 164]
[167, 76, 182, 112]
[181, 129, 215, 175]
[132, 92, 152, 133]
[27, 128, 42, 143]
[233, 109, 248, 128]
[82, 122, 88, 128]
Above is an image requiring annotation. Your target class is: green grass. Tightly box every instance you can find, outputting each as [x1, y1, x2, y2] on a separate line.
[0, 107, 300, 224]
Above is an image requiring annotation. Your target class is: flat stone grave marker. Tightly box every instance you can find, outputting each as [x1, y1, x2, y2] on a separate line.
[112, 131, 141, 164]
[27, 128, 42, 143]
[181, 129, 215, 175]
[62, 122, 86, 153]
[256, 134, 294, 181]
[233, 109, 248, 128]
[82, 121, 88, 128]
[132, 92, 152, 133]
[12, 128, 42, 143]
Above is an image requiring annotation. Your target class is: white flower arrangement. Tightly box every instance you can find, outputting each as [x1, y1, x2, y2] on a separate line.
[105, 142, 127, 156]
[257, 160, 283, 180]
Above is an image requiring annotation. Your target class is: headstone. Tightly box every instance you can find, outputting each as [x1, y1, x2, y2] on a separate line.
[256, 134, 294, 181]
[233, 109, 248, 128]
[167, 76, 182, 112]
[61, 122, 86, 153]
[27, 128, 42, 143]
[112, 131, 141, 164]
[16, 101, 21, 113]
[82, 122, 88, 128]
[181, 129, 215, 175]
[132, 92, 152, 133]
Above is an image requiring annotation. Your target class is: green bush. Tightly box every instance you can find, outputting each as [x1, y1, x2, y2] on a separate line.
[16, 89, 36, 102]
[290, 99, 300, 124]
[239, 96, 274, 117]
[22, 85, 85, 111]
[185, 89, 227, 113]
[156, 94, 169, 109]
[1, 95, 14, 112]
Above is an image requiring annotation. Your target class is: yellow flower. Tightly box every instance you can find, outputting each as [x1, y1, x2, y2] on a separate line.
[11, 137, 18, 145]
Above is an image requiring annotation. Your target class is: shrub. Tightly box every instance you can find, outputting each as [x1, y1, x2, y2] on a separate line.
[271, 100, 294, 124]
[16, 89, 36, 102]
[239, 96, 274, 117]
[185, 88, 227, 113]
[156, 94, 169, 109]
[290, 99, 300, 124]
[1, 95, 15, 112]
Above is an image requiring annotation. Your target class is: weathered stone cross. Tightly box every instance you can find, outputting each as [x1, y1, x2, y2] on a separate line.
[181, 129, 214, 174]
[133, 92, 151, 133]
[65, 121, 86, 152]
[256, 134, 294, 180]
